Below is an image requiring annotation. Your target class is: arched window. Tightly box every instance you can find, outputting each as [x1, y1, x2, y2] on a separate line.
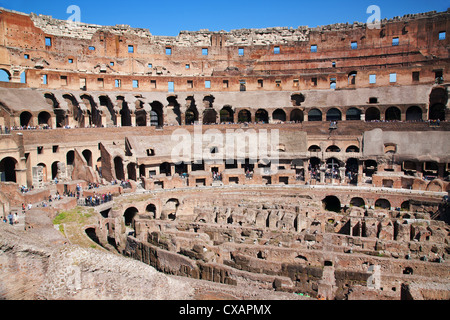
[405, 106, 422, 121]
[346, 108, 361, 120]
[326, 108, 342, 121]
[290, 108, 303, 122]
[255, 109, 268, 123]
[0, 157, 17, 182]
[220, 106, 234, 123]
[272, 109, 286, 122]
[237, 109, 251, 123]
[308, 108, 322, 121]
[365, 107, 380, 121]
[385, 106, 401, 121]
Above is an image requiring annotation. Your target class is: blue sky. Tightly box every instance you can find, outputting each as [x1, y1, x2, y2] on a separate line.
[0, 0, 448, 36]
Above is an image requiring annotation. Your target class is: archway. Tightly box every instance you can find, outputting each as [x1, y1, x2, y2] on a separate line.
[162, 198, 179, 220]
[385, 106, 401, 121]
[0, 157, 17, 182]
[203, 108, 217, 124]
[220, 106, 234, 123]
[405, 106, 422, 121]
[150, 101, 164, 126]
[20, 111, 33, 127]
[350, 197, 365, 208]
[237, 109, 251, 123]
[290, 108, 303, 122]
[272, 109, 286, 122]
[375, 198, 391, 209]
[124, 207, 138, 227]
[37, 111, 52, 127]
[51, 161, 60, 180]
[322, 196, 341, 212]
[346, 107, 361, 120]
[308, 108, 322, 121]
[118, 96, 131, 127]
[66, 150, 75, 166]
[326, 108, 342, 121]
[255, 109, 268, 123]
[145, 203, 157, 218]
[326, 145, 340, 152]
[365, 107, 380, 121]
[82, 149, 92, 167]
[135, 109, 147, 126]
[127, 163, 136, 181]
[0, 69, 11, 82]
[185, 107, 198, 125]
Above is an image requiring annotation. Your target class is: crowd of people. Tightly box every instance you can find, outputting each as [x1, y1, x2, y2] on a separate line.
[84, 192, 113, 207]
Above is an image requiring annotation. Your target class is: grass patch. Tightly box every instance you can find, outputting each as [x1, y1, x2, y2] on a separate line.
[53, 207, 94, 225]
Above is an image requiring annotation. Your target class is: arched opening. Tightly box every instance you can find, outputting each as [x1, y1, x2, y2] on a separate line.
[237, 109, 251, 123]
[375, 198, 391, 210]
[0, 157, 17, 182]
[308, 145, 321, 152]
[160, 162, 171, 176]
[82, 149, 92, 167]
[346, 158, 358, 184]
[220, 106, 234, 123]
[37, 111, 52, 127]
[322, 196, 341, 212]
[346, 107, 361, 120]
[124, 207, 138, 227]
[145, 203, 157, 218]
[185, 107, 198, 125]
[350, 197, 365, 208]
[365, 107, 380, 121]
[429, 103, 446, 121]
[326, 108, 342, 121]
[345, 145, 360, 153]
[255, 109, 268, 123]
[401, 201, 410, 211]
[37, 163, 47, 182]
[290, 108, 304, 122]
[403, 267, 413, 275]
[51, 161, 60, 180]
[99, 95, 116, 126]
[326, 145, 340, 152]
[0, 69, 11, 82]
[308, 108, 322, 121]
[385, 106, 401, 121]
[150, 101, 164, 126]
[114, 156, 124, 181]
[405, 106, 422, 121]
[272, 109, 286, 122]
[348, 71, 357, 85]
[66, 150, 75, 166]
[203, 108, 217, 124]
[162, 199, 179, 220]
[85, 227, 100, 245]
[135, 109, 147, 126]
[117, 96, 131, 127]
[20, 111, 33, 127]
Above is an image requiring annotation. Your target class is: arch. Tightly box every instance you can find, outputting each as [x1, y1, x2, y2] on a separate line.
[308, 108, 322, 121]
[255, 109, 268, 123]
[99, 95, 116, 126]
[350, 197, 365, 208]
[290, 108, 304, 122]
[364, 160, 377, 177]
[0, 69, 11, 82]
[365, 107, 380, 121]
[82, 149, 92, 167]
[135, 109, 147, 126]
[145, 203, 157, 218]
[326, 157, 341, 168]
[66, 150, 75, 166]
[220, 106, 234, 123]
[203, 108, 217, 124]
[20, 111, 33, 127]
[308, 145, 321, 152]
[150, 101, 164, 126]
[348, 71, 357, 85]
[401, 201, 410, 211]
[162, 198, 179, 220]
[37, 111, 52, 127]
[325, 145, 340, 152]
[37, 163, 48, 182]
[346, 107, 361, 120]
[385, 106, 401, 121]
[272, 108, 286, 122]
[405, 106, 422, 121]
[322, 196, 341, 212]
[51, 161, 60, 180]
[345, 145, 360, 152]
[0, 157, 17, 182]
[375, 198, 391, 210]
[114, 156, 124, 181]
[237, 109, 251, 123]
[117, 96, 131, 127]
[185, 107, 198, 125]
[429, 103, 446, 121]
[124, 206, 138, 227]
[326, 108, 342, 121]
[427, 179, 443, 192]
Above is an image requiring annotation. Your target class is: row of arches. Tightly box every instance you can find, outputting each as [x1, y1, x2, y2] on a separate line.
[322, 195, 405, 212]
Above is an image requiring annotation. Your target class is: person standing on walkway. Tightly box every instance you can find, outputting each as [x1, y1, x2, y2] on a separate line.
[7, 213, 13, 225]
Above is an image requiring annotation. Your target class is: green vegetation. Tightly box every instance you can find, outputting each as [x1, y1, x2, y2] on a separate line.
[53, 207, 94, 225]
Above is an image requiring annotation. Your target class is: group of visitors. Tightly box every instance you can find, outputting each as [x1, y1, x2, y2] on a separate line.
[2, 212, 18, 225]
[212, 171, 222, 181]
[84, 192, 113, 207]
